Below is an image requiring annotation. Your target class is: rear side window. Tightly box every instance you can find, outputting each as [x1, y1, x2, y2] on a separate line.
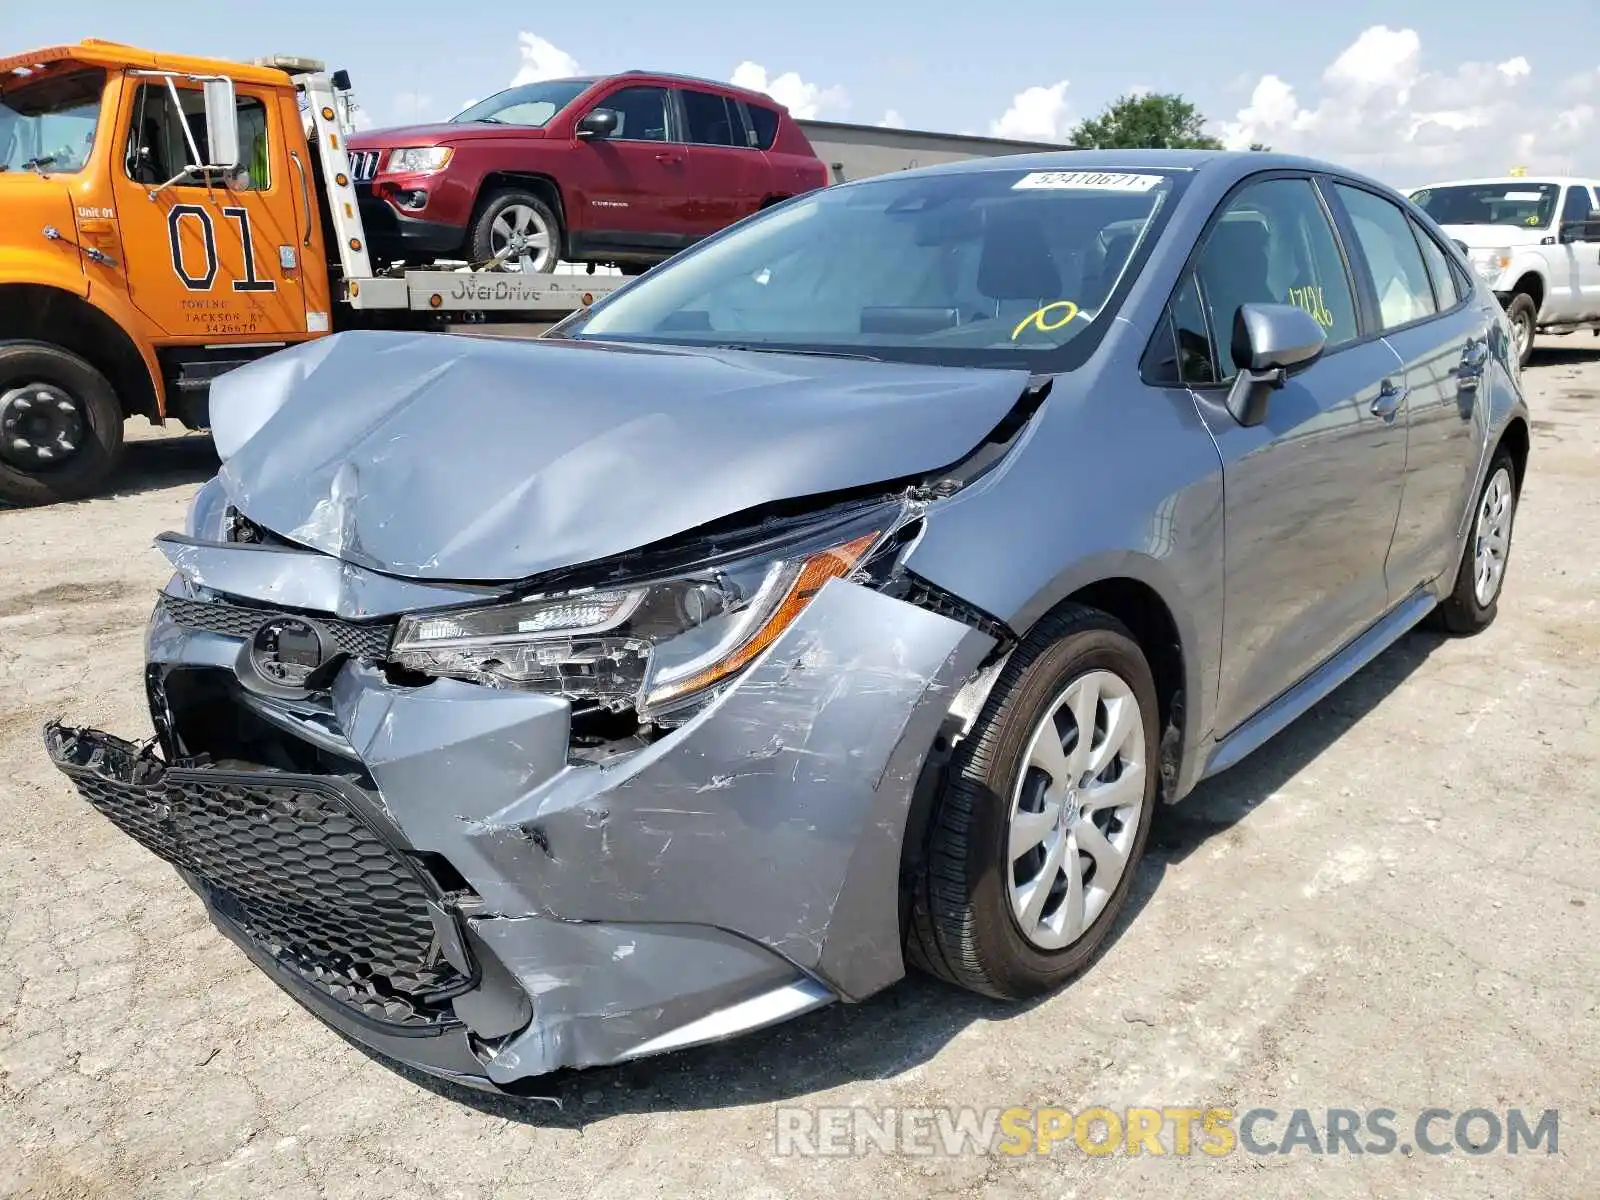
[681, 89, 739, 147]
[1408, 215, 1466, 310]
[746, 103, 779, 150]
[1193, 177, 1358, 380]
[1335, 184, 1438, 330]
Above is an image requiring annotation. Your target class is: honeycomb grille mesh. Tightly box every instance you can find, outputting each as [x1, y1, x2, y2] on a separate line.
[162, 596, 395, 660]
[45, 724, 467, 1029]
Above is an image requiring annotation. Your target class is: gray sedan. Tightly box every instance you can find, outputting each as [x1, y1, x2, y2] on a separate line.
[47, 149, 1528, 1092]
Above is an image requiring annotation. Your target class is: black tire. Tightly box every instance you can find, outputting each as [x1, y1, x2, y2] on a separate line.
[468, 189, 562, 273]
[1506, 293, 1537, 370]
[1428, 448, 1518, 635]
[0, 341, 124, 507]
[906, 604, 1160, 1000]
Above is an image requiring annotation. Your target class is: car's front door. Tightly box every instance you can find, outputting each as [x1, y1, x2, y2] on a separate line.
[568, 83, 689, 256]
[107, 75, 309, 340]
[1556, 183, 1600, 320]
[674, 87, 766, 238]
[1331, 181, 1494, 593]
[1183, 174, 1409, 735]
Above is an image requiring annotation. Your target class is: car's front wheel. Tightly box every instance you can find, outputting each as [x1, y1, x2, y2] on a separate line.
[907, 605, 1158, 999]
[469, 189, 562, 273]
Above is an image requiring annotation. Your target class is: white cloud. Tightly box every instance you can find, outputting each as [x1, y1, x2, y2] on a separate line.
[879, 109, 906, 128]
[729, 61, 848, 118]
[990, 81, 1071, 142]
[1219, 25, 1594, 182]
[391, 91, 434, 123]
[511, 32, 581, 86]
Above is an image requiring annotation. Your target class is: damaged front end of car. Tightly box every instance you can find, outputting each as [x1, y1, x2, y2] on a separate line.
[43, 332, 1045, 1091]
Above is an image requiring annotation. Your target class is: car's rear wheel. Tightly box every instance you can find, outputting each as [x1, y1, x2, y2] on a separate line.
[907, 605, 1158, 999]
[1428, 448, 1518, 635]
[1506, 293, 1537, 370]
[469, 190, 562, 273]
[0, 341, 124, 507]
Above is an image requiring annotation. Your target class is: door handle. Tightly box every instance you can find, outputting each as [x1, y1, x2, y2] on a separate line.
[289, 151, 313, 248]
[654, 152, 682, 165]
[1371, 381, 1407, 421]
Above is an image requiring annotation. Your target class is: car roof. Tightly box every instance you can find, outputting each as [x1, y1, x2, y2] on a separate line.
[1410, 176, 1596, 189]
[855, 147, 1398, 192]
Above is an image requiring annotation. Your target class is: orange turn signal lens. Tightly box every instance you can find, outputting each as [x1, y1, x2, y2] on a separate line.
[643, 532, 879, 708]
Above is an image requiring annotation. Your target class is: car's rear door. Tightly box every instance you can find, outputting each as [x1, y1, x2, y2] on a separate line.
[1170, 173, 1409, 736]
[1329, 181, 1495, 595]
[673, 87, 766, 239]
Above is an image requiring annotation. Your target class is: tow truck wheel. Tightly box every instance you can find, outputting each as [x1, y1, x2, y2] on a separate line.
[469, 189, 562, 274]
[0, 341, 124, 508]
[1506, 293, 1537, 370]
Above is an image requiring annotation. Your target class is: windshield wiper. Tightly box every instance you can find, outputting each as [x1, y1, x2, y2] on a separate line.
[711, 342, 883, 362]
[474, 115, 504, 124]
[21, 155, 56, 175]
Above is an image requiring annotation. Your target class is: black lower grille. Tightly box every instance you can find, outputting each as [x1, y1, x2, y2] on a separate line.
[45, 724, 470, 1030]
[891, 571, 1013, 643]
[162, 596, 395, 661]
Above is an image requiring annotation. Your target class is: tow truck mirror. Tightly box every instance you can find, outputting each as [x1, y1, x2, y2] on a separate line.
[577, 109, 619, 139]
[201, 78, 241, 170]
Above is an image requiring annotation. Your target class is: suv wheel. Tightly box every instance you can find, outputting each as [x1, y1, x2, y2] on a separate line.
[906, 605, 1158, 1000]
[470, 190, 562, 273]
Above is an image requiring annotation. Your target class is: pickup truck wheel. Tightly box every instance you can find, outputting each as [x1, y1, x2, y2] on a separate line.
[470, 190, 561, 273]
[0, 341, 124, 508]
[1506, 293, 1537, 369]
[906, 605, 1158, 1000]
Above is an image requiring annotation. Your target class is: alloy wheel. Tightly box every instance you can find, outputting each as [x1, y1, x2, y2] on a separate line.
[488, 203, 554, 272]
[1006, 668, 1147, 951]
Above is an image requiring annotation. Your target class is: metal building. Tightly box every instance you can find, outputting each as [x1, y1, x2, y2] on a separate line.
[796, 119, 1072, 184]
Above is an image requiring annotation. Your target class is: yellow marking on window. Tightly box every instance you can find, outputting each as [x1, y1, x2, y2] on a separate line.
[1011, 300, 1081, 340]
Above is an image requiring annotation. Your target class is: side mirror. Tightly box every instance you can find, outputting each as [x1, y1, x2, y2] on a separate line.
[1225, 302, 1326, 427]
[201, 77, 240, 169]
[577, 108, 619, 139]
[1560, 218, 1600, 244]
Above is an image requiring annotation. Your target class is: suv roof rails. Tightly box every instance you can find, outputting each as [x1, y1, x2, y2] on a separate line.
[616, 68, 752, 92]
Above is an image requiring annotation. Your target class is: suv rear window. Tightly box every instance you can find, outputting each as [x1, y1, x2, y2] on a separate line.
[745, 103, 779, 150]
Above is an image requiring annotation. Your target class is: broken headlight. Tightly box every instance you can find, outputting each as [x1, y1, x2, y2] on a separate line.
[390, 506, 898, 719]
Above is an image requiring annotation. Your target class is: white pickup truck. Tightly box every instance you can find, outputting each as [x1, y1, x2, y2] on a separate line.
[1408, 176, 1600, 368]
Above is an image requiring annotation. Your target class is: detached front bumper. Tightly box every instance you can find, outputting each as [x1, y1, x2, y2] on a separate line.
[45, 555, 994, 1090]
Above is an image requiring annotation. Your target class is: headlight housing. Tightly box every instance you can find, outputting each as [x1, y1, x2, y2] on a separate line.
[1469, 246, 1513, 281]
[385, 146, 453, 174]
[391, 505, 902, 721]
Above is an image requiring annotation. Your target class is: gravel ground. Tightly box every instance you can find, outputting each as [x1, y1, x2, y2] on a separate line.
[1, 339, 1597, 1199]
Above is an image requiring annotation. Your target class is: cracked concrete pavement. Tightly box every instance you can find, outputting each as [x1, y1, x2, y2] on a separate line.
[2, 340, 1597, 1198]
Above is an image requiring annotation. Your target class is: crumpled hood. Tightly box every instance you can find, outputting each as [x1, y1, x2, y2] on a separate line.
[210, 331, 1030, 582]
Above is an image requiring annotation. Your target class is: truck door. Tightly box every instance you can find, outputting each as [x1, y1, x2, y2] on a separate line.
[108, 75, 309, 342]
[1557, 184, 1600, 320]
[567, 83, 689, 256]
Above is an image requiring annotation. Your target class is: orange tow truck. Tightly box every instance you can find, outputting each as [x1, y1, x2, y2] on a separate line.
[0, 40, 622, 506]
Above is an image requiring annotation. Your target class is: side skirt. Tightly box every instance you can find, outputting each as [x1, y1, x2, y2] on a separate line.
[1200, 588, 1437, 781]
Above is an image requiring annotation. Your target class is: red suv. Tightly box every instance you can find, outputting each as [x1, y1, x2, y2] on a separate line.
[346, 71, 828, 273]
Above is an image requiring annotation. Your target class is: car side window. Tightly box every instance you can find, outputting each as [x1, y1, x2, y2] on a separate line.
[1561, 184, 1594, 227]
[124, 84, 270, 189]
[598, 87, 669, 142]
[1408, 215, 1464, 311]
[1334, 184, 1439, 330]
[1194, 177, 1358, 380]
[1144, 274, 1218, 386]
[681, 89, 739, 147]
[745, 103, 779, 149]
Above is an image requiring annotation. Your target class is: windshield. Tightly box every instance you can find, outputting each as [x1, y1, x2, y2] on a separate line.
[1409, 182, 1561, 229]
[0, 68, 105, 174]
[451, 79, 594, 127]
[564, 167, 1179, 368]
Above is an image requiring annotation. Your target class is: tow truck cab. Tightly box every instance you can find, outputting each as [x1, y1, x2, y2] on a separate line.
[0, 40, 337, 505]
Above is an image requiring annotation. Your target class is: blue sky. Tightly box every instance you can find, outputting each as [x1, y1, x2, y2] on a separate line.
[5, 1, 1598, 184]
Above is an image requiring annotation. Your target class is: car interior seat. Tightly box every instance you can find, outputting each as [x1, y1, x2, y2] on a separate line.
[974, 210, 1064, 328]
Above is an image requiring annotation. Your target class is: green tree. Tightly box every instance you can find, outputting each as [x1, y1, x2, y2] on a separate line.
[1070, 92, 1223, 150]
